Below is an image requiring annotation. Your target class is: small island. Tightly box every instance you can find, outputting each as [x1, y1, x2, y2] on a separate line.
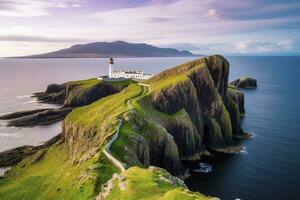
[230, 77, 257, 89]
[0, 55, 248, 200]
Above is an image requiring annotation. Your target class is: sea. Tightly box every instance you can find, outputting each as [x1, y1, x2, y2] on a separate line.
[0, 56, 299, 199]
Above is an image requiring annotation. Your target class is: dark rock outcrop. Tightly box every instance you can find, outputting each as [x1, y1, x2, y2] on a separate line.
[1, 80, 128, 128]
[0, 109, 48, 120]
[0, 134, 61, 167]
[6, 107, 73, 127]
[230, 77, 257, 89]
[227, 88, 245, 115]
[123, 111, 184, 175]
[34, 80, 127, 107]
[63, 83, 120, 107]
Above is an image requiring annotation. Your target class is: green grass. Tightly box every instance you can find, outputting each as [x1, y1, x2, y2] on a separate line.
[106, 167, 212, 200]
[68, 78, 101, 88]
[67, 84, 143, 132]
[0, 143, 119, 200]
[110, 121, 142, 166]
[0, 144, 94, 200]
[150, 73, 187, 92]
[104, 79, 136, 88]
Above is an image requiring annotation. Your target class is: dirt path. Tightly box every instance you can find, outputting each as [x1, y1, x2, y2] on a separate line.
[103, 83, 150, 172]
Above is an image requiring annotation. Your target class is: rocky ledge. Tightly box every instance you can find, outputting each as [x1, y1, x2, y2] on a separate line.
[230, 77, 257, 89]
[0, 107, 72, 127]
[0, 78, 132, 127]
[0, 134, 61, 167]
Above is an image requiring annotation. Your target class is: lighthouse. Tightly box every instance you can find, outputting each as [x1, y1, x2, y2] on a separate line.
[109, 57, 114, 78]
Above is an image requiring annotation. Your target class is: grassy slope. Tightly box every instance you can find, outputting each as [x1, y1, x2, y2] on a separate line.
[106, 167, 211, 200]
[0, 143, 118, 200]
[67, 83, 143, 131]
[68, 78, 101, 88]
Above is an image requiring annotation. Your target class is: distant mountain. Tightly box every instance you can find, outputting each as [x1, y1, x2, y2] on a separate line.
[14, 41, 198, 58]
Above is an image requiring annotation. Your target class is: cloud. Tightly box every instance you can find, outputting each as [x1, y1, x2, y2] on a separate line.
[0, 0, 84, 17]
[235, 40, 294, 53]
[72, 3, 81, 8]
[206, 8, 218, 18]
[146, 17, 174, 23]
[164, 40, 297, 55]
[0, 34, 87, 43]
[91, 0, 300, 43]
[0, 0, 299, 56]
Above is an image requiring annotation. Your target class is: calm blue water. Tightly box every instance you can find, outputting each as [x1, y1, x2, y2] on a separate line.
[186, 56, 300, 200]
[0, 56, 299, 199]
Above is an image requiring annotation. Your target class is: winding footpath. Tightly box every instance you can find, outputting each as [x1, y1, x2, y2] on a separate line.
[103, 83, 150, 173]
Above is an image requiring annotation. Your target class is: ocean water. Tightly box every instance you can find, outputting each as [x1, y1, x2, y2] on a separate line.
[0, 56, 299, 199]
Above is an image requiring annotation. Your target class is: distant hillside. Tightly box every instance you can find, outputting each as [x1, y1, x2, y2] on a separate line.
[14, 41, 198, 58]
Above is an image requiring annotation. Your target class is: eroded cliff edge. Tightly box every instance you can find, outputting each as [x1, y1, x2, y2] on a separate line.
[101, 55, 248, 176]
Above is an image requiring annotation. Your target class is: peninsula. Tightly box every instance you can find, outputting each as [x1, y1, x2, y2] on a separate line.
[0, 55, 248, 200]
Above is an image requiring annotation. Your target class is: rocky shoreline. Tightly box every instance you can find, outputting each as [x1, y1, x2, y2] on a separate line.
[0, 134, 61, 168]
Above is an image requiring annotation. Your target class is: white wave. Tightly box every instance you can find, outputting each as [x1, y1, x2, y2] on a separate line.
[250, 132, 257, 138]
[0, 132, 20, 137]
[0, 120, 8, 126]
[17, 94, 31, 99]
[193, 162, 213, 173]
[239, 146, 248, 155]
[24, 99, 37, 104]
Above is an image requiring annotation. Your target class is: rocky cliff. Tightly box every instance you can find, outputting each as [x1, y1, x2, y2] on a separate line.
[106, 55, 247, 176]
[35, 78, 128, 107]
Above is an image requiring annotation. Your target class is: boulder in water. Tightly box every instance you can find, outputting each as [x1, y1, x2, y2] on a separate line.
[230, 77, 257, 89]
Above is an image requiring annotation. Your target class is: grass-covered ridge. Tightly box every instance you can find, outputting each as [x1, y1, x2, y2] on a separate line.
[68, 78, 101, 88]
[103, 167, 214, 200]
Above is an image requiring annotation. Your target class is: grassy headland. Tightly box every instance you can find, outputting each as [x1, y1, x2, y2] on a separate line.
[0, 56, 246, 200]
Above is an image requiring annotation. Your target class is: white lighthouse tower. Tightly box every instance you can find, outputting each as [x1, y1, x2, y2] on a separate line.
[109, 57, 114, 78]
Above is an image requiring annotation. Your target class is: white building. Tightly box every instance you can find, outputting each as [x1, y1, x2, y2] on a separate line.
[107, 58, 153, 80]
[112, 70, 153, 80]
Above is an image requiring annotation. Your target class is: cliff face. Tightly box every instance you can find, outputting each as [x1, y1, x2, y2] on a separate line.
[62, 119, 108, 163]
[121, 111, 183, 175]
[151, 55, 242, 151]
[64, 83, 121, 107]
[110, 55, 247, 176]
[35, 79, 124, 107]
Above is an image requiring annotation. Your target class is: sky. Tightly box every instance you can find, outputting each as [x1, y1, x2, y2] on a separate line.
[0, 0, 299, 57]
